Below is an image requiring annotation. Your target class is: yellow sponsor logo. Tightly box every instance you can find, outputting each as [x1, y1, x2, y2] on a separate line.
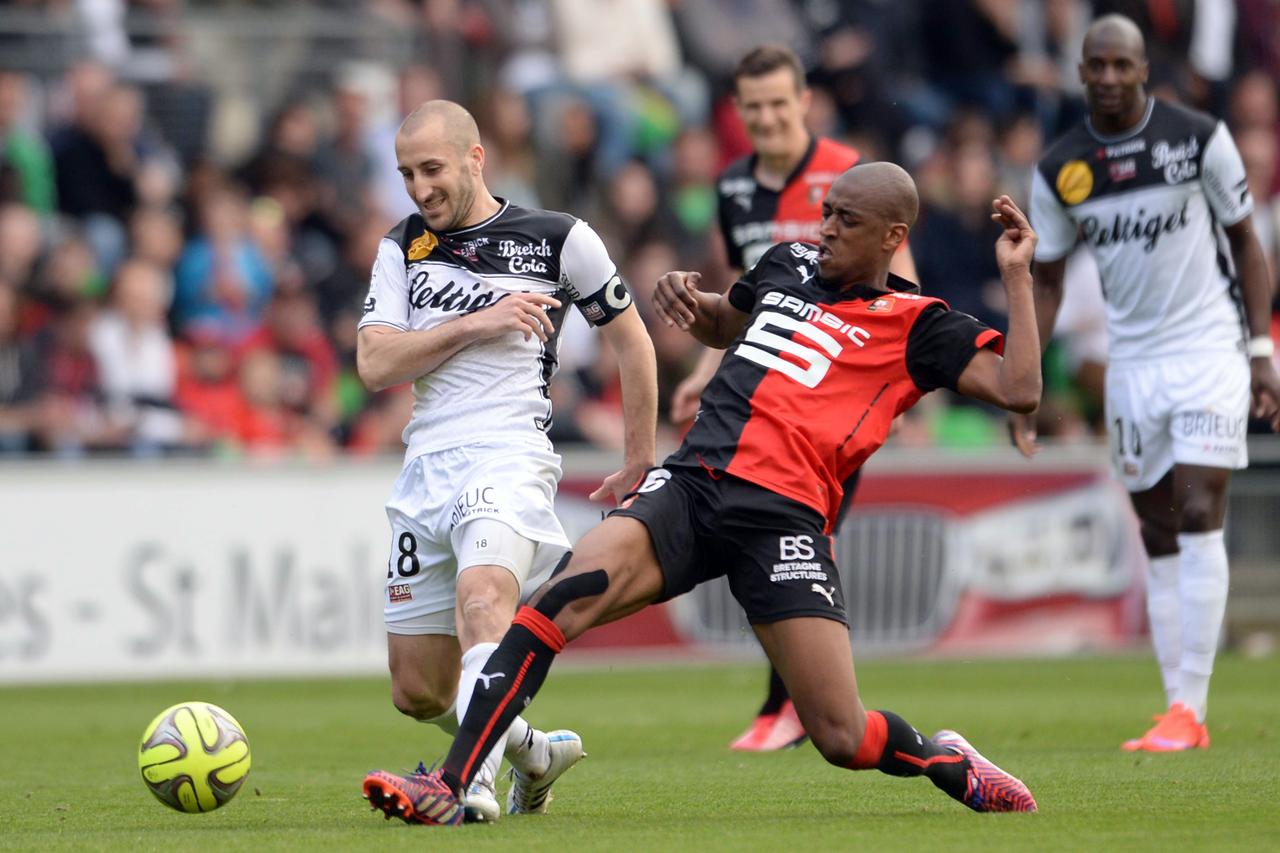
[407, 231, 438, 261]
[1055, 160, 1093, 206]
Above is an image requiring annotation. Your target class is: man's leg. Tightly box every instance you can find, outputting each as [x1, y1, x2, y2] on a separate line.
[452, 562, 522, 822]
[1122, 463, 1229, 751]
[1170, 464, 1231, 728]
[451, 521, 569, 820]
[440, 517, 665, 794]
[1129, 471, 1182, 709]
[363, 516, 666, 824]
[731, 473, 863, 752]
[754, 616, 1036, 813]
[387, 632, 463, 732]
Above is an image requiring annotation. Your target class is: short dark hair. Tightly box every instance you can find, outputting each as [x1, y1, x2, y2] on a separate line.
[733, 45, 805, 94]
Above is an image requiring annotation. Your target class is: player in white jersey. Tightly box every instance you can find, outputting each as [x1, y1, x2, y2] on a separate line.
[1017, 15, 1280, 752]
[357, 100, 657, 820]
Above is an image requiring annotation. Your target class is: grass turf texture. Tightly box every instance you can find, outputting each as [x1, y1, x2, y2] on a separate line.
[1, 655, 1277, 851]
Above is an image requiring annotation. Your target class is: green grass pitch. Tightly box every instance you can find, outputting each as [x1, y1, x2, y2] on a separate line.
[1, 654, 1277, 851]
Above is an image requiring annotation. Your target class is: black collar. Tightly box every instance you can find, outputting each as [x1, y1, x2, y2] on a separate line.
[816, 272, 920, 301]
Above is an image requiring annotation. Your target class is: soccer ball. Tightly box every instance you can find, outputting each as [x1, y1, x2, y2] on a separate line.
[137, 701, 252, 813]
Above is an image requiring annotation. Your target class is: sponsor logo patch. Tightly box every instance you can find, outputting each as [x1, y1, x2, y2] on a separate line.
[1056, 160, 1094, 205]
[1095, 139, 1146, 160]
[1108, 158, 1136, 182]
[1151, 135, 1200, 184]
[389, 584, 413, 603]
[450, 486, 499, 527]
[498, 238, 552, 274]
[769, 563, 829, 583]
[408, 231, 438, 261]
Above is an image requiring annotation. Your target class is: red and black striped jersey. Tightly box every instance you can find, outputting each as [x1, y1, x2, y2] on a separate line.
[717, 137, 861, 271]
[667, 242, 1004, 530]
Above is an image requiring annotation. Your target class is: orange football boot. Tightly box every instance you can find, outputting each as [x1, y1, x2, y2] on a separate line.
[1121, 702, 1210, 752]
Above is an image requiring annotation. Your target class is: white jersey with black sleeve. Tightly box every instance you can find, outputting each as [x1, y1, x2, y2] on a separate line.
[359, 200, 633, 460]
[1030, 98, 1253, 363]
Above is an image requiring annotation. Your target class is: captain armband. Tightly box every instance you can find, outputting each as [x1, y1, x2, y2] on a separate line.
[575, 274, 633, 326]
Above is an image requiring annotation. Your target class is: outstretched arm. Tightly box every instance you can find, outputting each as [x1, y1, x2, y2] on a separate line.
[1004, 255, 1066, 454]
[652, 271, 751, 349]
[956, 195, 1043, 414]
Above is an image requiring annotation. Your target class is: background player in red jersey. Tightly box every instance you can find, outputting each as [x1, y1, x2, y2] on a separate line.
[674, 43, 919, 751]
[362, 163, 1043, 823]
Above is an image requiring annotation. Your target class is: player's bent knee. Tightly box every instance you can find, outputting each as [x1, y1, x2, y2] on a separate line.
[1178, 500, 1221, 534]
[810, 726, 860, 767]
[459, 595, 505, 625]
[390, 683, 452, 721]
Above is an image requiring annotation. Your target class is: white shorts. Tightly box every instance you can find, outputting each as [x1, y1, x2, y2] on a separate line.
[1105, 352, 1249, 492]
[382, 443, 571, 635]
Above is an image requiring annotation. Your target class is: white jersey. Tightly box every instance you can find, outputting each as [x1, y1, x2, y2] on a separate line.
[359, 200, 633, 459]
[1030, 97, 1253, 363]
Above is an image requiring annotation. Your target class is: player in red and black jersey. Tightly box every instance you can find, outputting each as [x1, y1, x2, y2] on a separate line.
[673, 43, 918, 751]
[673, 44, 917, 424]
[362, 164, 1043, 823]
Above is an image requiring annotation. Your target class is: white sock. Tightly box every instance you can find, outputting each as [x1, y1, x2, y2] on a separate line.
[1145, 553, 1182, 708]
[1176, 530, 1228, 723]
[457, 642, 548, 782]
[506, 719, 550, 777]
[421, 697, 458, 735]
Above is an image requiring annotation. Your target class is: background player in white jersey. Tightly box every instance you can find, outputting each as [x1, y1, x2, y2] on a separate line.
[357, 100, 657, 819]
[1017, 15, 1280, 752]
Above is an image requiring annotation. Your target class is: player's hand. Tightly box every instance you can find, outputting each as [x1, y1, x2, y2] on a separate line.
[589, 463, 648, 504]
[670, 373, 707, 423]
[465, 292, 561, 342]
[1250, 357, 1280, 431]
[653, 271, 702, 331]
[991, 195, 1037, 280]
[1008, 411, 1040, 458]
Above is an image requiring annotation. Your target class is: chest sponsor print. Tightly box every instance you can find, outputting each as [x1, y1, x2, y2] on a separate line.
[1151, 135, 1200, 184]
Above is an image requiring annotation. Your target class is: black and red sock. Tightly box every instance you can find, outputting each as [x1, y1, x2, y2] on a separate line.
[848, 710, 967, 799]
[757, 666, 791, 717]
[440, 606, 565, 795]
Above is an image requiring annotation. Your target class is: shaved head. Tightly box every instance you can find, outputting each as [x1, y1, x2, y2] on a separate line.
[817, 162, 918, 288]
[834, 162, 919, 228]
[1083, 14, 1146, 61]
[395, 99, 497, 230]
[398, 99, 480, 153]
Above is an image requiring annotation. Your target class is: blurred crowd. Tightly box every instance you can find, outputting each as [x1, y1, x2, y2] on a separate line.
[0, 0, 1277, 457]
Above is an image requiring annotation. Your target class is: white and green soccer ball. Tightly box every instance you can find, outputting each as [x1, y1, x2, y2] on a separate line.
[137, 701, 252, 813]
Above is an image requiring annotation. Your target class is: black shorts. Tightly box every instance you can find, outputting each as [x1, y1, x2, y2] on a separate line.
[612, 465, 846, 625]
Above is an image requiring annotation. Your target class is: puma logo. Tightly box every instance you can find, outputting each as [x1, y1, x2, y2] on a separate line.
[797, 264, 814, 284]
[476, 672, 505, 690]
[811, 584, 836, 607]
